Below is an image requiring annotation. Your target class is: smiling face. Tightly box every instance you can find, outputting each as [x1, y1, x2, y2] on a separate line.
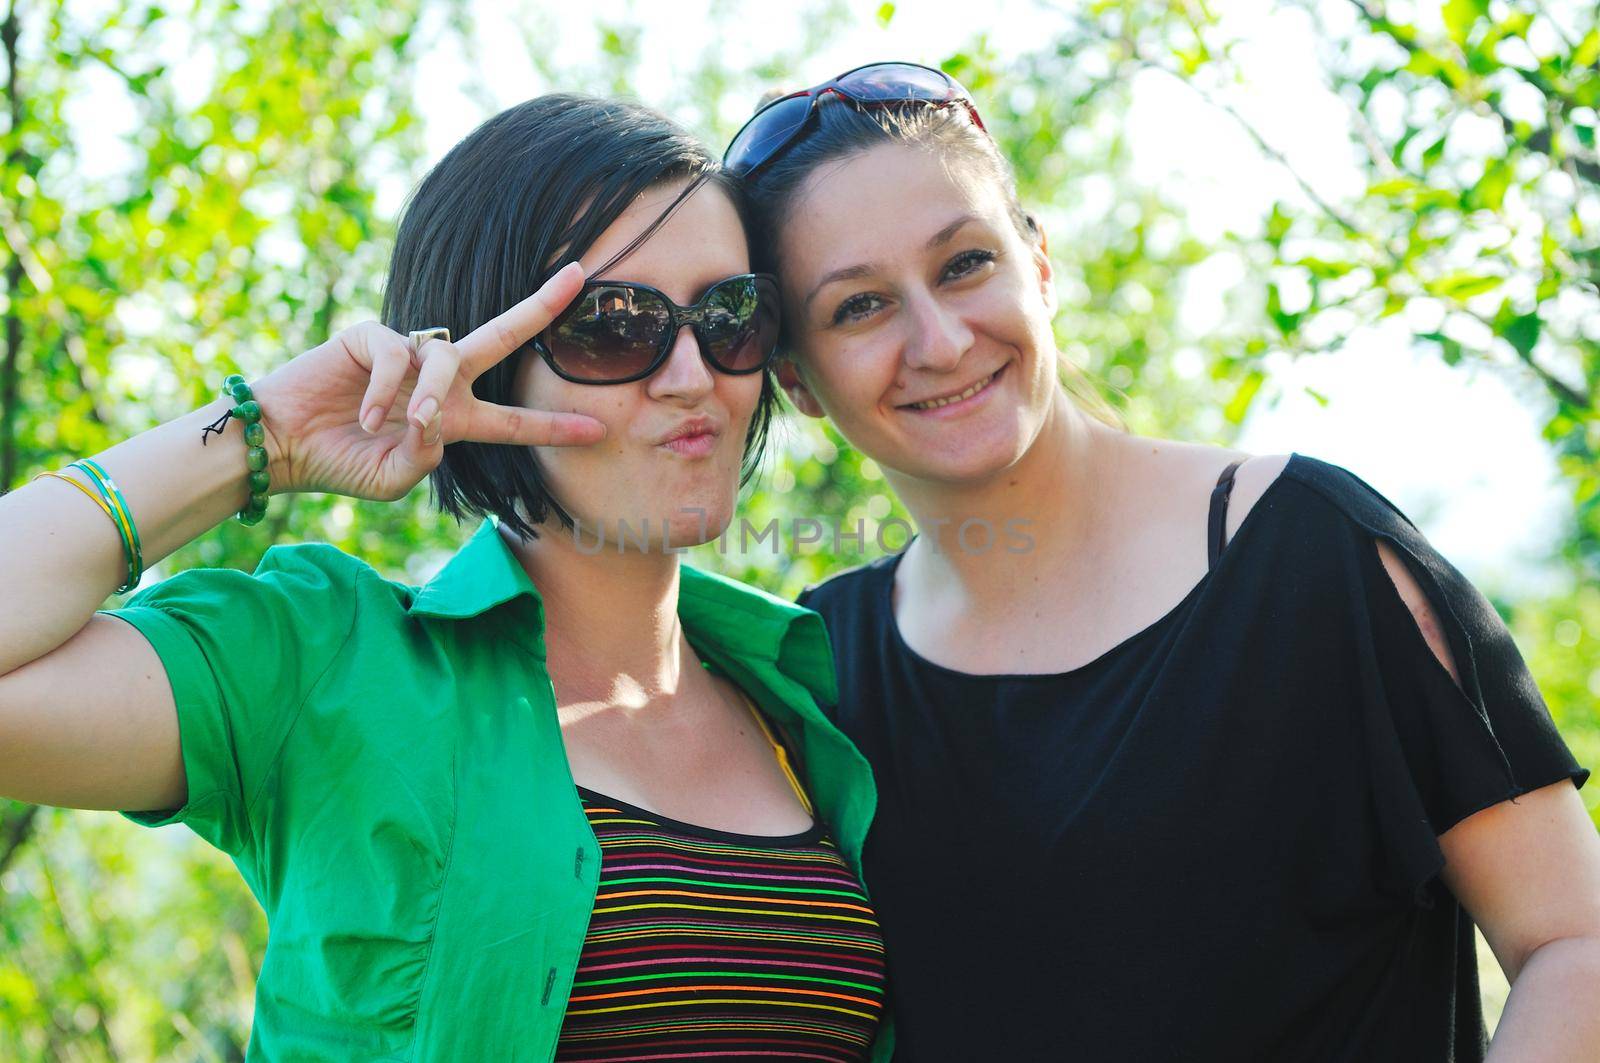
[513, 177, 764, 548]
[775, 142, 1062, 486]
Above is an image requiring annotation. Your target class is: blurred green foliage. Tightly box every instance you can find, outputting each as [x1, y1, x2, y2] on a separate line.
[2, 0, 1596, 1055]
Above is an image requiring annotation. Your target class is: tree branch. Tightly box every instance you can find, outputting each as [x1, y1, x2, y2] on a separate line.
[1347, 0, 1600, 186]
[58, 331, 112, 429]
[1067, 11, 1369, 238]
[1454, 303, 1593, 409]
[39, 849, 122, 1060]
[0, 803, 40, 877]
[2, 0, 23, 491]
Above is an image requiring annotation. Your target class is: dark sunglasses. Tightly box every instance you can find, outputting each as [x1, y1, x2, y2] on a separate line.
[531, 272, 781, 386]
[724, 61, 987, 179]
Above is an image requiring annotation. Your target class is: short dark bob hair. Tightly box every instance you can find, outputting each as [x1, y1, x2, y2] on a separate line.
[382, 93, 779, 542]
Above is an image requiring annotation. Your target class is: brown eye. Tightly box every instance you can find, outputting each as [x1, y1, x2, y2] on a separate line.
[942, 249, 997, 281]
[832, 293, 886, 326]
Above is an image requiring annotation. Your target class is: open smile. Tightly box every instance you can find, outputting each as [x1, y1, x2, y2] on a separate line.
[899, 365, 1005, 414]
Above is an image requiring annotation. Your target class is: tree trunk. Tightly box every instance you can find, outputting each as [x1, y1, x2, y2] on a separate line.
[1, 0, 24, 492]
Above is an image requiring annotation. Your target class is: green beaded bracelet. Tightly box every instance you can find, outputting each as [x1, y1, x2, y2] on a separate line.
[212, 373, 271, 526]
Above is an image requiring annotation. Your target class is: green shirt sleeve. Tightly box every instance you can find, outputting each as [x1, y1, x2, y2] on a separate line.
[96, 543, 362, 856]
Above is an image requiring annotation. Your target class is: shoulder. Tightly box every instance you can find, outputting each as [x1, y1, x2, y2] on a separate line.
[129, 540, 373, 615]
[1214, 450, 1424, 552]
[1274, 453, 1422, 539]
[256, 540, 375, 588]
[1221, 452, 1294, 543]
[794, 552, 898, 615]
[1240, 453, 1463, 683]
[1374, 538, 1463, 685]
[254, 541, 387, 623]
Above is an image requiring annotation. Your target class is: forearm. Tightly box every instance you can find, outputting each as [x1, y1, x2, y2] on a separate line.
[0, 391, 290, 676]
[1486, 936, 1600, 1061]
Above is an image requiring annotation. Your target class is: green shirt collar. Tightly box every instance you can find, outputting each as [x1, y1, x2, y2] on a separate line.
[404, 517, 837, 706]
[405, 516, 544, 624]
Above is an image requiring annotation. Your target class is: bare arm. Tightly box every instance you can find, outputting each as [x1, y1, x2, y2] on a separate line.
[0, 396, 276, 678]
[0, 265, 603, 813]
[1449, 781, 1600, 1061]
[0, 395, 285, 811]
[1377, 542, 1600, 1060]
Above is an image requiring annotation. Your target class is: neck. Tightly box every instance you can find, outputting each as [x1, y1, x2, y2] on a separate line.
[501, 517, 687, 706]
[886, 390, 1123, 601]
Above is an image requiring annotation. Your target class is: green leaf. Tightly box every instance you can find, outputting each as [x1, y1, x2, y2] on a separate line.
[1174, 43, 1209, 76]
[1426, 272, 1503, 298]
[876, 2, 895, 26]
[1418, 330, 1466, 365]
[1442, 0, 1488, 44]
[1265, 202, 1291, 244]
[1498, 311, 1542, 358]
[1369, 176, 1420, 197]
[1420, 132, 1449, 168]
[1497, 10, 1534, 38]
[1468, 157, 1512, 211]
[1224, 370, 1264, 425]
[1298, 257, 1357, 280]
[1572, 29, 1600, 70]
[1266, 283, 1303, 335]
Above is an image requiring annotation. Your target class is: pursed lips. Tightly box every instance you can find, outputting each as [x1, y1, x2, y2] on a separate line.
[654, 416, 721, 446]
[654, 415, 723, 457]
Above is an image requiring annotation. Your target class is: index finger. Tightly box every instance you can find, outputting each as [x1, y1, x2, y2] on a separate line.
[456, 261, 585, 376]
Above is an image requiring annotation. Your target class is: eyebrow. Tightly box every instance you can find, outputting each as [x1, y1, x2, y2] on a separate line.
[800, 213, 981, 317]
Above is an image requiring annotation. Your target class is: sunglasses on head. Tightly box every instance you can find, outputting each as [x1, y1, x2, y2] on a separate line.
[532, 272, 781, 386]
[724, 60, 987, 180]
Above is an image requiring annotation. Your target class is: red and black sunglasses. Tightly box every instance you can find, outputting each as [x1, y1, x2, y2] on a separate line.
[723, 61, 986, 179]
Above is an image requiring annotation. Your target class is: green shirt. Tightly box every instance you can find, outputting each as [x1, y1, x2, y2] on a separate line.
[101, 515, 893, 1062]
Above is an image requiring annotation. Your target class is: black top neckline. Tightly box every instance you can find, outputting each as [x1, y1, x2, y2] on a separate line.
[880, 451, 1304, 682]
[574, 785, 826, 848]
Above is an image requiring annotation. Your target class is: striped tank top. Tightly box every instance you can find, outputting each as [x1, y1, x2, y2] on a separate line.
[554, 697, 887, 1061]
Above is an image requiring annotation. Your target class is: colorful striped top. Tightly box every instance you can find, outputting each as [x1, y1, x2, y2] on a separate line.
[554, 773, 888, 1061]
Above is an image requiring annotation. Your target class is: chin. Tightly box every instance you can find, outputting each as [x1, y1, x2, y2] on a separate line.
[915, 445, 1027, 485]
[888, 416, 1034, 485]
[661, 496, 736, 549]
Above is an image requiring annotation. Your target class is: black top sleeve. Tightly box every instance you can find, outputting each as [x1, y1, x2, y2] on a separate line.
[1291, 459, 1588, 897]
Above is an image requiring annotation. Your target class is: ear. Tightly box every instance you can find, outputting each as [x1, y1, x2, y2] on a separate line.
[776, 357, 825, 419]
[1027, 214, 1056, 317]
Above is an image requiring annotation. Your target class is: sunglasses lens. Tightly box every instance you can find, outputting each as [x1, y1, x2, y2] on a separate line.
[838, 62, 955, 102]
[725, 93, 815, 175]
[545, 285, 670, 382]
[698, 275, 780, 373]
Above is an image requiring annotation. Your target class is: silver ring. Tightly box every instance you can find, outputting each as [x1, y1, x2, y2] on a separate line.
[408, 327, 451, 352]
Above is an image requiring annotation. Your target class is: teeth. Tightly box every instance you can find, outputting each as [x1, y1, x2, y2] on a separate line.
[910, 371, 995, 410]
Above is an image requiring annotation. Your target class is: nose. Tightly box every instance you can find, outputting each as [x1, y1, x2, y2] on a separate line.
[901, 288, 973, 373]
[645, 324, 716, 404]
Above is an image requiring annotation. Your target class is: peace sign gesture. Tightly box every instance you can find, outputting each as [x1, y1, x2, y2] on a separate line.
[252, 262, 606, 503]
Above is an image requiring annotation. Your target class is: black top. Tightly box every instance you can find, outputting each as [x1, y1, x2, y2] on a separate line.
[797, 454, 1588, 1063]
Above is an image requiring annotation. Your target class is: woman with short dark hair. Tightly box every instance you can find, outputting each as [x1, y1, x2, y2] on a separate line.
[0, 94, 891, 1061]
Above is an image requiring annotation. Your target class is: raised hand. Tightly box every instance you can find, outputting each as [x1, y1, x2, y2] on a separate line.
[251, 262, 606, 502]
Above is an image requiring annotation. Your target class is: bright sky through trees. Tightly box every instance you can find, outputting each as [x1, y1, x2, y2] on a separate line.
[417, 0, 1572, 589]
